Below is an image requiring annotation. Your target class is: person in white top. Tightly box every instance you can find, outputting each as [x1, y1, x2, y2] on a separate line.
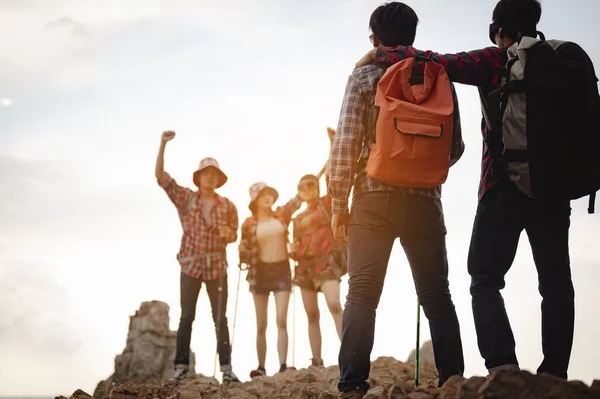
[239, 182, 302, 378]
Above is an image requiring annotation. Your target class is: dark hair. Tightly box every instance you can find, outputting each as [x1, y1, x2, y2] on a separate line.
[299, 174, 319, 184]
[369, 2, 419, 47]
[492, 0, 541, 41]
[298, 174, 320, 193]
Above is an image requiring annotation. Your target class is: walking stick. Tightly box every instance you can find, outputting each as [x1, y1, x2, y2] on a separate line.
[213, 276, 225, 378]
[230, 262, 245, 355]
[291, 284, 296, 368]
[415, 299, 421, 387]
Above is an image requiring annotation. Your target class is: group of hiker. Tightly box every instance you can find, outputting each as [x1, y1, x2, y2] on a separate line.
[155, 128, 344, 384]
[155, 0, 600, 398]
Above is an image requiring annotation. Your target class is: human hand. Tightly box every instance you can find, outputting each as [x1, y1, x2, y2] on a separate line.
[219, 226, 233, 241]
[355, 48, 377, 68]
[331, 213, 348, 245]
[161, 131, 176, 143]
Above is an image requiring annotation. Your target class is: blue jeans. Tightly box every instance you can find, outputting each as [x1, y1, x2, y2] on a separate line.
[338, 191, 464, 394]
[468, 179, 574, 378]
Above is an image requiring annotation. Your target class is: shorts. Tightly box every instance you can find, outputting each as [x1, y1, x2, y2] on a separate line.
[248, 260, 292, 296]
[294, 259, 341, 292]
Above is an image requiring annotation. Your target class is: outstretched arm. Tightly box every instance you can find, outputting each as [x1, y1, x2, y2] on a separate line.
[356, 45, 506, 88]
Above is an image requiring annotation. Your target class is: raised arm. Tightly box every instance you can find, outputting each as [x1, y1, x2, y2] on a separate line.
[156, 131, 193, 212]
[156, 131, 175, 186]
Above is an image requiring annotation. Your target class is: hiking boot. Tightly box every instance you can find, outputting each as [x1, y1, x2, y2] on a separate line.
[222, 369, 240, 384]
[171, 365, 189, 381]
[338, 391, 364, 399]
[250, 367, 266, 379]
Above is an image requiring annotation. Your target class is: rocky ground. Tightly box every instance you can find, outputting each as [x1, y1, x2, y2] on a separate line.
[58, 301, 600, 399]
[58, 358, 600, 399]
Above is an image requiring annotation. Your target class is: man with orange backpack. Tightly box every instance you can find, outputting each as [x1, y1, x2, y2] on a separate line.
[328, 3, 465, 397]
[354, 0, 600, 382]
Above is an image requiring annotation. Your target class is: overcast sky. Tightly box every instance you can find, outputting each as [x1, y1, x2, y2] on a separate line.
[1, 0, 599, 395]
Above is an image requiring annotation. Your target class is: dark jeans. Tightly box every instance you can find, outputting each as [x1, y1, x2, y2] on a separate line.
[468, 179, 574, 379]
[175, 273, 232, 367]
[338, 191, 464, 394]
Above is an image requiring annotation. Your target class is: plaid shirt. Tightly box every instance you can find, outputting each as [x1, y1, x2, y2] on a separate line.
[160, 173, 238, 280]
[292, 194, 336, 275]
[240, 195, 302, 270]
[329, 64, 465, 215]
[375, 45, 508, 200]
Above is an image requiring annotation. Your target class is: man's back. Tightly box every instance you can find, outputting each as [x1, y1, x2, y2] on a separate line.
[328, 63, 464, 216]
[331, 5, 467, 397]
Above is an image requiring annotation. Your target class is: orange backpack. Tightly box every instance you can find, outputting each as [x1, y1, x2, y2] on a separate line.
[366, 56, 454, 188]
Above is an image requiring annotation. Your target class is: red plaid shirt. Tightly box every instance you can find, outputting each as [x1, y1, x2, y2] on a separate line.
[160, 173, 238, 280]
[375, 45, 508, 200]
[292, 194, 336, 276]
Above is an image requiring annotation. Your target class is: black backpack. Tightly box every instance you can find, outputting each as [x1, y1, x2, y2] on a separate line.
[481, 32, 600, 213]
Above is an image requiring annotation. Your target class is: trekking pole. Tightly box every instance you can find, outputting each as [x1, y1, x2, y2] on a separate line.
[229, 263, 244, 355]
[291, 283, 296, 368]
[415, 299, 421, 387]
[213, 276, 225, 379]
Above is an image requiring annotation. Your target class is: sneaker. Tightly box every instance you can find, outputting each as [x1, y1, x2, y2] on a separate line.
[279, 363, 296, 373]
[222, 370, 240, 384]
[171, 365, 189, 381]
[250, 367, 266, 379]
[338, 391, 364, 399]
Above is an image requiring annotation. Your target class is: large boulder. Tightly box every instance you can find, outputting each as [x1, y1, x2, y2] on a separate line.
[93, 301, 195, 398]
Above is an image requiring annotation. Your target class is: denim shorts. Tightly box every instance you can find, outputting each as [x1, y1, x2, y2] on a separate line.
[248, 260, 292, 296]
[294, 259, 341, 292]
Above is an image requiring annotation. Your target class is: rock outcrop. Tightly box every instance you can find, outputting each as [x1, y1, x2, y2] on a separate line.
[406, 340, 435, 366]
[93, 301, 195, 399]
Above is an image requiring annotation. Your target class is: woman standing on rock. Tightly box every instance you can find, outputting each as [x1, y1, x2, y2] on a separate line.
[239, 182, 302, 378]
[289, 128, 345, 367]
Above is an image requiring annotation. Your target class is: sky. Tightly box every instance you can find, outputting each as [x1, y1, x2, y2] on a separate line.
[1, 0, 599, 395]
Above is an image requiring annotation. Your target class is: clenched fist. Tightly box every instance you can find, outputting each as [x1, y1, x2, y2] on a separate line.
[161, 131, 176, 143]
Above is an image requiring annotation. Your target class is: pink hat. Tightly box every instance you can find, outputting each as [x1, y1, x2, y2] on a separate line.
[193, 157, 228, 188]
[248, 182, 279, 211]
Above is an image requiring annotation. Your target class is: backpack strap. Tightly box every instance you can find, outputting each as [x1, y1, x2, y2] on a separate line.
[487, 56, 521, 163]
[589, 192, 596, 214]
